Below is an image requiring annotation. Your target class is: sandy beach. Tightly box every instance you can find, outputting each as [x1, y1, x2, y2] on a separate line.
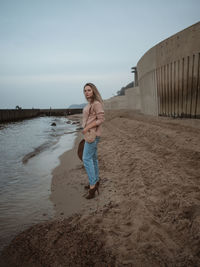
[1, 110, 200, 267]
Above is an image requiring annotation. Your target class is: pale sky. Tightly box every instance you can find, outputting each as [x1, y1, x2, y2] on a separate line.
[0, 0, 199, 109]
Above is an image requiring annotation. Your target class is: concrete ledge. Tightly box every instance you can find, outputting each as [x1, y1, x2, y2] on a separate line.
[104, 87, 141, 111]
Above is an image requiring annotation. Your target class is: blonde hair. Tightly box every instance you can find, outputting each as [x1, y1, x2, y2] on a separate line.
[83, 83, 103, 104]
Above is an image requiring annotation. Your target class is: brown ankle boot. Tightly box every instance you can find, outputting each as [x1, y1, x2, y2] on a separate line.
[84, 181, 100, 190]
[85, 187, 97, 199]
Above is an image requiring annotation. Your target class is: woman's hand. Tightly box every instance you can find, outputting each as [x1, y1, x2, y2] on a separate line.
[82, 121, 96, 134]
[82, 127, 88, 135]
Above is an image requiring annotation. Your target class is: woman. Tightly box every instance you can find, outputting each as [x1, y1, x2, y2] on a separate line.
[82, 83, 104, 199]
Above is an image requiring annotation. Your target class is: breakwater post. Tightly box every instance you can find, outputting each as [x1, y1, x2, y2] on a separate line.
[0, 109, 83, 123]
[0, 109, 40, 123]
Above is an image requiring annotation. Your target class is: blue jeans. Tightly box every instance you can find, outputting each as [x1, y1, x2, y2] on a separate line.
[83, 137, 100, 186]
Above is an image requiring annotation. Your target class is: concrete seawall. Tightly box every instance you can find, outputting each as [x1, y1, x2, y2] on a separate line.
[137, 22, 200, 118]
[0, 109, 83, 123]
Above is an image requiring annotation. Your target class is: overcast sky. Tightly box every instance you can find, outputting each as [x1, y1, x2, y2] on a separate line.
[0, 0, 199, 109]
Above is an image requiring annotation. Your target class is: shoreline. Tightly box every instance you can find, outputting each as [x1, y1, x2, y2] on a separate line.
[1, 110, 200, 266]
[50, 130, 84, 218]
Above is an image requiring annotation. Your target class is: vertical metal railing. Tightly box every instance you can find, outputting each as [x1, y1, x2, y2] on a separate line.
[177, 59, 180, 116]
[156, 53, 200, 118]
[194, 53, 200, 117]
[181, 57, 184, 116]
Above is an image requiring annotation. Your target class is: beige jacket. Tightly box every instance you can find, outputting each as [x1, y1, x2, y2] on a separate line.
[82, 101, 105, 136]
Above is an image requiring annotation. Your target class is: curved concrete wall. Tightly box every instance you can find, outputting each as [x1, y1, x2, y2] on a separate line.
[137, 22, 200, 118]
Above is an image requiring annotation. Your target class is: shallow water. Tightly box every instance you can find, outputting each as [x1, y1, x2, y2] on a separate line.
[0, 116, 78, 251]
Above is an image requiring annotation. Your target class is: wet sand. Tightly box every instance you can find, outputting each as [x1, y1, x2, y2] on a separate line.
[1, 110, 200, 266]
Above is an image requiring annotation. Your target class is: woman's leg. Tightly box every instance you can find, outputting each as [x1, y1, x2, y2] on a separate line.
[93, 137, 100, 184]
[83, 139, 97, 186]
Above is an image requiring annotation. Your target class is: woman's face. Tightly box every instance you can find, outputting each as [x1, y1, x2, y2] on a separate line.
[84, 85, 93, 101]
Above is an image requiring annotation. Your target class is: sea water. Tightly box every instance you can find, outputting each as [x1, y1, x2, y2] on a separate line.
[0, 116, 79, 251]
